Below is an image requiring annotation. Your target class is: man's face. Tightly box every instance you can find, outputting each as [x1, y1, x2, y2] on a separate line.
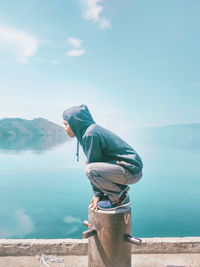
[63, 120, 75, 137]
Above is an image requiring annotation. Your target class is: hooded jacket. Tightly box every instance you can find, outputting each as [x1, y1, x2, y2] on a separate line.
[63, 105, 143, 175]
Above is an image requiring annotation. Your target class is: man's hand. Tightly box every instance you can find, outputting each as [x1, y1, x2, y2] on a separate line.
[89, 196, 100, 211]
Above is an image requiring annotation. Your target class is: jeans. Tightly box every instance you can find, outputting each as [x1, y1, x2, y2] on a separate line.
[84, 162, 143, 203]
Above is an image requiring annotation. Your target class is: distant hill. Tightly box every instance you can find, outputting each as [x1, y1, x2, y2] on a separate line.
[134, 123, 200, 150]
[0, 118, 66, 138]
[0, 118, 69, 151]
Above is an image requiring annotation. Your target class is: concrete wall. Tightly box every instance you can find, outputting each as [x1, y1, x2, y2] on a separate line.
[0, 237, 200, 256]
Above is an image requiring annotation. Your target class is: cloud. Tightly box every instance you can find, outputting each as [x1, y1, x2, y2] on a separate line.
[0, 25, 38, 63]
[84, 0, 103, 22]
[66, 49, 85, 57]
[67, 37, 83, 48]
[83, 0, 111, 29]
[99, 17, 111, 29]
[66, 37, 85, 57]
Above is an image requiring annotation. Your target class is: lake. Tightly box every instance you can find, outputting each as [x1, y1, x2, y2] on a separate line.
[0, 136, 199, 239]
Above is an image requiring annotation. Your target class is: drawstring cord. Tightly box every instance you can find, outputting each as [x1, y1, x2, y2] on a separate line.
[76, 139, 79, 161]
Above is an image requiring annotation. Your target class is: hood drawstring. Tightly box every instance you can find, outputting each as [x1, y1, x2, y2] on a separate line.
[76, 139, 79, 162]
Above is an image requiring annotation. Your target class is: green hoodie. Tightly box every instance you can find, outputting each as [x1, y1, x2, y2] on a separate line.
[63, 105, 143, 175]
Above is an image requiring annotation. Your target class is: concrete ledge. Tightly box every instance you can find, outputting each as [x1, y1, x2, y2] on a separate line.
[0, 237, 200, 256]
[131, 237, 200, 254]
[0, 239, 88, 256]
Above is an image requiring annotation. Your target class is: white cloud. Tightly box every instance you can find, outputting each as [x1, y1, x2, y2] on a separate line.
[67, 37, 83, 48]
[66, 37, 85, 57]
[84, 0, 103, 22]
[66, 49, 85, 57]
[83, 0, 111, 29]
[0, 25, 38, 63]
[99, 17, 111, 29]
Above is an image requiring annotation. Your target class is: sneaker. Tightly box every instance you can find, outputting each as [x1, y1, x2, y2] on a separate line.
[97, 192, 131, 211]
[99, 186, 129, 201]
[119, 185, 130, 193]
[99, 194, 109, 201]
[102, 194, 110, 200]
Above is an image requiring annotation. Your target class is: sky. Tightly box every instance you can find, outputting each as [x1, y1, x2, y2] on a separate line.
[0, 0, 200, 132]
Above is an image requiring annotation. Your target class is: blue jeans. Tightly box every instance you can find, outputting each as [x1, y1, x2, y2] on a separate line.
[84, 162, 143, 202]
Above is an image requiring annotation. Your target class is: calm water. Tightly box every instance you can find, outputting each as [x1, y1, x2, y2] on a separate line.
[0, 137, 199, 239]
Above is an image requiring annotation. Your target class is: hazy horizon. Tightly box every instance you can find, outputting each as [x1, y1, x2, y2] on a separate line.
[1, 117, 200, 129]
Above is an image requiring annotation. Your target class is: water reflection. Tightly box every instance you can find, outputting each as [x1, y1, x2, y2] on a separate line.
[0, 209, 34, 238]
[63, 215, 82, 236]
[0, 135, 69, 153]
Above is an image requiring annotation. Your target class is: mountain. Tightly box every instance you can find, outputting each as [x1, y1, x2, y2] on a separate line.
[0, 118, 66, 138]
[0, 118, 69, 151]
[133, 123, 200, 150]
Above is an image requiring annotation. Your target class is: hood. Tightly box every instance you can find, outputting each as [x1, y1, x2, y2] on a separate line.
[63, 104, 96, 161]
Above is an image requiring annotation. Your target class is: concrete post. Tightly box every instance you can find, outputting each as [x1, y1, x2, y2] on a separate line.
[82, 206, 141, 267]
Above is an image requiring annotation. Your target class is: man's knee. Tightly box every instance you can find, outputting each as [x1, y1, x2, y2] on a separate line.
[127, 171, 143, 184]
[84, 163, 97, 176]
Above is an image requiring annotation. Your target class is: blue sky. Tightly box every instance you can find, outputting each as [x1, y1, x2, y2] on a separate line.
[0, 0, 199, 131]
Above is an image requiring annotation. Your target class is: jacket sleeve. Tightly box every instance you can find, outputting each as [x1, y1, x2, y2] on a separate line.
[83, 135, 103, 163]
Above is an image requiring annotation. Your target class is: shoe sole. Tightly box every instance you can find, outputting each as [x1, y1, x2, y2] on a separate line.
[98, 201, 131, 211]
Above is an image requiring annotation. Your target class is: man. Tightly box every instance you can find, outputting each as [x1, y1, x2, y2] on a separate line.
[63, 104, 143, 211]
